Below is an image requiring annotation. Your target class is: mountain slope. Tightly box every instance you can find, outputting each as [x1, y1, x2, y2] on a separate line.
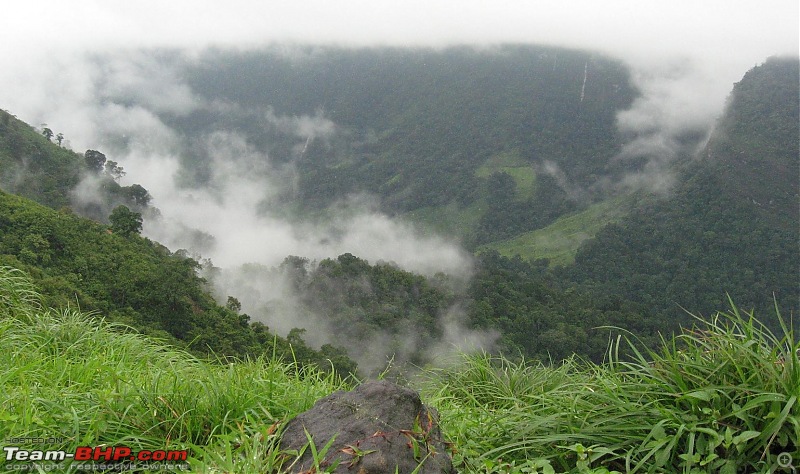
[0, 188, 357, 374]
[569, 57, 800, 326]
[0, 109, 83, 209]
[0, 108, 153, 221]
[121, 45, 640, 245]
[704, 56, 799, 227]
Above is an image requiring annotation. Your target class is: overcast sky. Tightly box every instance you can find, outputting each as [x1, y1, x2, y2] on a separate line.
[2, 0, 797, 56]
[2, 0, 796, 128]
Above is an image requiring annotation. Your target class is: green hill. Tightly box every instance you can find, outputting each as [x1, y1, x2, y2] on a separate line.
[2, 53, 796, 378]
[481, 194, 636, 266]
[1, 107, 362, 374]
[0, 108, 153, 221]
[134, 45, 640, 245]
[0, 113, 661, 369]
[705, 56, 800, 228]
[0, 109, 83, 209]
[570, 57, 800, 327]
[0, 189, 356, 374]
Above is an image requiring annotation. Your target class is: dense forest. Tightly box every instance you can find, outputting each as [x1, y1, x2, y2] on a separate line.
[0, 51, 797, 379]
[568, 57, 799, 328]
[96, 45, 641, 247]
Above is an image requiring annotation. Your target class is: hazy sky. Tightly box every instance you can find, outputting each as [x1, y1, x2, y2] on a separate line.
[1, 0, 795, 127]
[3, 1, 797, 57]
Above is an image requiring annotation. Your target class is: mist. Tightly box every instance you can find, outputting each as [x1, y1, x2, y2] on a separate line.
[0, 48, 484, 370]
[0, 1, 796, 369]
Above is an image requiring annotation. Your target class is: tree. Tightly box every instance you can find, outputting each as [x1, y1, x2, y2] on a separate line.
[226, 296, 242, 313]
[55, 133, 64, 146]
[109, 205, 142, 237]
[42, 127, 54, 141]
[104, 160, 126, 181]
[125, 184, 151, 207]
[84, 149, 107, 173]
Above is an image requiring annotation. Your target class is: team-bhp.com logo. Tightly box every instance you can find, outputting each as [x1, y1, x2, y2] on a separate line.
[4, 446, 189, 471]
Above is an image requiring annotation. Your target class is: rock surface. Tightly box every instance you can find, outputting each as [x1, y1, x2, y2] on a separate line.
[279, 380, 455, 473]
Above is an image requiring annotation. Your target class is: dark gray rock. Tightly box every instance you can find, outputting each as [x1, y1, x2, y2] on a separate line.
[279, 380, 455, 473]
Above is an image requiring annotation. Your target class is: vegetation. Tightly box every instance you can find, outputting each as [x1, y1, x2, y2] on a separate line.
[2, 266, 796, 473]
[153, 51, 799, 334]
[705, 56, 799, 226]
[167, 45, 638, 245]
[0, 52, 797, 472]
[0, 190, 356, 375]
[0, 265, 348, 473]
[425, 303, 799, 473]
[466, 251, 669, 363]
[481, 194, 635, 266]
[0, 109, 82, 209]
[230, 252, 669, 369]
[569, 57, 799, 329]
[0, 109, 152, 221]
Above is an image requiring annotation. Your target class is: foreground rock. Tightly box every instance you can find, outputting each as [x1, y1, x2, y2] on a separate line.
[280, 380, 455, 473]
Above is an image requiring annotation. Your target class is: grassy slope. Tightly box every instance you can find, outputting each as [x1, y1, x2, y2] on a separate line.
[475, 151, 537, 199]
[480, 194, 635, 266]
[0, 188, 359, 375]
[0, 109, 83, 209]
[3, 266, 797, 473]
[404, 153, 633, 254]
[402, 199, 486, 241]
[403, 151, 536, 241]
[0, 265, 346, 473]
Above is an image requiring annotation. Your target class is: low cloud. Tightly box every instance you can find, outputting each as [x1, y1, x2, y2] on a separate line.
[205, 260, 494, 376]
[598, 58, 725, 195]
[264, 108, 336, 140]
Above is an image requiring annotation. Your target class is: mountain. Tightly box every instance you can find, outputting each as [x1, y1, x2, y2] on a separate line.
[108, 45, 640, 247]
[569, 57, 799, 327]
[0, 101, 662, 369]
[0, 111, 358, 373]
[704, 57, 799, 227]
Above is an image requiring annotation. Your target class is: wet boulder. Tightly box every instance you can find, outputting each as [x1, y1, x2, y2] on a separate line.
[279, 380, 455, 473]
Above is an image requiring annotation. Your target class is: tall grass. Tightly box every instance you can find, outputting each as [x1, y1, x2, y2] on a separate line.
[0, 266, 348, 472]
[423, 304, 799, 473]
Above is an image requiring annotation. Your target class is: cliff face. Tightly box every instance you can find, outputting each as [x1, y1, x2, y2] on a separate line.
[705, 57, 800, 227]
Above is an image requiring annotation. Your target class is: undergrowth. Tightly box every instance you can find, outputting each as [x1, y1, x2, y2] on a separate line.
[1, 265, 797, 473]
[0, 265, 348, 473]
[422, 302, 799, 473]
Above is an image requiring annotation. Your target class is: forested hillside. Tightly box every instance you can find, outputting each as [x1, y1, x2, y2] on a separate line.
[219, 252, 668, 370]
[569, 57, 799, 327]
[134, 45, 640, 246]
[0, 103, 662, 372]
[0, 109, 152, 221]
[0, 187, 356, 374]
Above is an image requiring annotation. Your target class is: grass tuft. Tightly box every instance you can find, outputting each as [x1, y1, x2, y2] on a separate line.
[422, 305, 799, 473]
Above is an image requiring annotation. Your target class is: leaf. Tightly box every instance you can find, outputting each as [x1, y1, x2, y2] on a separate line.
[683, 390, 714, 401]
[650, 424, 667, 440]
[719, 460, 738, 474]
[731, 430, 760, 445]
